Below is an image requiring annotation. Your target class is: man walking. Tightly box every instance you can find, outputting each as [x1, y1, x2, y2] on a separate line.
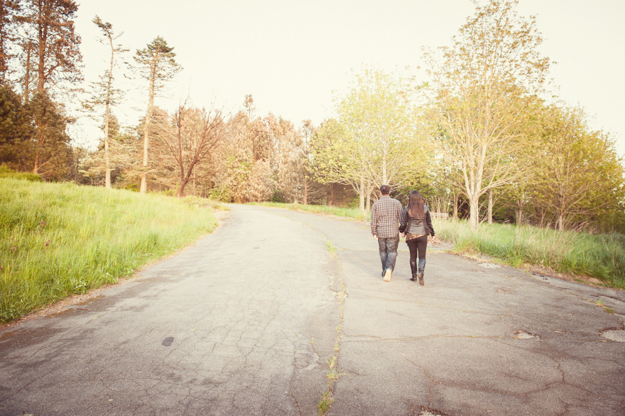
[371, 185, 402, 282]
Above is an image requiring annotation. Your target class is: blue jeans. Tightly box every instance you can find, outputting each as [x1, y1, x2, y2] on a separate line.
[378, 237, 399, 272]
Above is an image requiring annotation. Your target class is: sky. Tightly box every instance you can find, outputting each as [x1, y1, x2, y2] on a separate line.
[73, 0, 625, 157]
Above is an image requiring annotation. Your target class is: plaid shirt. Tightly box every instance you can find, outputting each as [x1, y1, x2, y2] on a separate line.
[371, 195, 402, 238]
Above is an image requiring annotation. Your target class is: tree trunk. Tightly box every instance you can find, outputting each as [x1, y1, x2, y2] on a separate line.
[23, 41, 31, 104]
[557, 213, 565, 231]
[382, 148, 387, 185]
[453, 192, 458, 221]
[37, 17, 47, 94]
[140, 61, 157, 194]
[469, 196, 479, 230]
[359, 175, 365, 212]
[140, 124, 149, 193]
[104, 33, 115, 189]
[516, 199, 523, 225]
[303, 175, 308, 205]
[487, 189, 493, 224]
[176, 179, 189, 197]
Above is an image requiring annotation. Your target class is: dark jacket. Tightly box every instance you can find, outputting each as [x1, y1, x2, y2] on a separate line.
[401, 205, 435, 237]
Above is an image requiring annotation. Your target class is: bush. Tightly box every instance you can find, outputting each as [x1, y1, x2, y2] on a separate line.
[0, 165, 42, 182]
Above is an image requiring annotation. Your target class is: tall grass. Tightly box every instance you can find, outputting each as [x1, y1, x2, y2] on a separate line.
[435, 219, 625, 289]
[252, 202, 369, 221]
[1, 179, 219, 323]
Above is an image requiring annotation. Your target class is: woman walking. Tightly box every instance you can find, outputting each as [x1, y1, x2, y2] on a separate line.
[401, 191, 435, 285]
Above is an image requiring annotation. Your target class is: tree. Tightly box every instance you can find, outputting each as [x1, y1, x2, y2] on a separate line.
[78, 114, 140, 187]
[154, 104, 223, 197]
[83, 16, 127, 189]
[246, 159, 275, 202]
[310, 118, 368, 207]
[0, 0, 20, 82]
[26, 91, 71, 179]
[423, 0, 550, 229]
[19, 0, 82, 97]
[0, 83, 31, 167]
[300, 119, 316, 205]
[531, 105, 625, 231]
[134, 36, 180, 194]
[313, 69, 425, 212]
[265, 113, 307, 203]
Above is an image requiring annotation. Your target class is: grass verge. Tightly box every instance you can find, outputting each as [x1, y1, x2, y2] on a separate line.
[1, 178, 219, 323]
[250, 201, 369, 221]
[434, 219, 625, 289]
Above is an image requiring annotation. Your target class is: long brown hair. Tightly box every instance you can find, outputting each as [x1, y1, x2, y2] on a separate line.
[407, 190, 425, 219]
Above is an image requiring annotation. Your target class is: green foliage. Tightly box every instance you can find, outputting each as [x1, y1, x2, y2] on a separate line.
[0, 165, 42, 181]
[0, 84, 31, 168]
[135, 36, 181, 87]
[28, 92, 72, 180]
[311, 69, 426, 211]
[435, 219, 625, 289]
[0, 179, 218, 323]
[423, 0, 551, 230]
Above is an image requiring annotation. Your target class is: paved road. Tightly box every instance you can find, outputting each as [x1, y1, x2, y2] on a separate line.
[1, 204, 624, 416]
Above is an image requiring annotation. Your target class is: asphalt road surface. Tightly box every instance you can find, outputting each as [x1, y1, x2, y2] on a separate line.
[1, 204, 624, 416]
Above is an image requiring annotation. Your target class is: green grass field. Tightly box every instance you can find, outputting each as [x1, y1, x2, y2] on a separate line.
[1, 179, 219, 323]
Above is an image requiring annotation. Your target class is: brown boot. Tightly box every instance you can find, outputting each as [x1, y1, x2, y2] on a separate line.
[418, 259, 426, 286]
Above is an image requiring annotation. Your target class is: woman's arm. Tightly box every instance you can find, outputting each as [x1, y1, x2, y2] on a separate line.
[425, 208, 435, 236]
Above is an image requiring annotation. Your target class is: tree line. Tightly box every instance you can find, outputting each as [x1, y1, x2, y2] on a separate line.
[0, 0, 623, 233]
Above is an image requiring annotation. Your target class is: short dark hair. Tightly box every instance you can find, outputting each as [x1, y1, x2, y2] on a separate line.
[380, 185, 390, 195]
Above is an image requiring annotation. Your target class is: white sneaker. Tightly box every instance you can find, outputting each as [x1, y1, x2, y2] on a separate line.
[383, 269, 392, 282]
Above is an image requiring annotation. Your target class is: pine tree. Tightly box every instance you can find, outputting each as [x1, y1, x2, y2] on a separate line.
[83, 16, 127, 189]
[20, 0, 82, 98]
[134, 36, 180, 194]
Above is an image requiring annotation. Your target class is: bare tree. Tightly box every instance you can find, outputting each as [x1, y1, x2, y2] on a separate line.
[155, 103, 223, 197]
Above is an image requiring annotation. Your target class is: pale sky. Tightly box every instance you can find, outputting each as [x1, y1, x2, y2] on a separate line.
[73, 0, 625, 157]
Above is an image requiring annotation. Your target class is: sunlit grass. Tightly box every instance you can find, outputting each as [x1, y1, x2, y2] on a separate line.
[434, 219, 625, 289]
[0, 178, 219, 323]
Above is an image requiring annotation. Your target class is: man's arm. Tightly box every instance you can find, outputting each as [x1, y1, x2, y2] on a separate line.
[396, 201, 402, 225]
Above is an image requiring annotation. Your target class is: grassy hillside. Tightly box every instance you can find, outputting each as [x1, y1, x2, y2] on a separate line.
[1, 179, 219, 323]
